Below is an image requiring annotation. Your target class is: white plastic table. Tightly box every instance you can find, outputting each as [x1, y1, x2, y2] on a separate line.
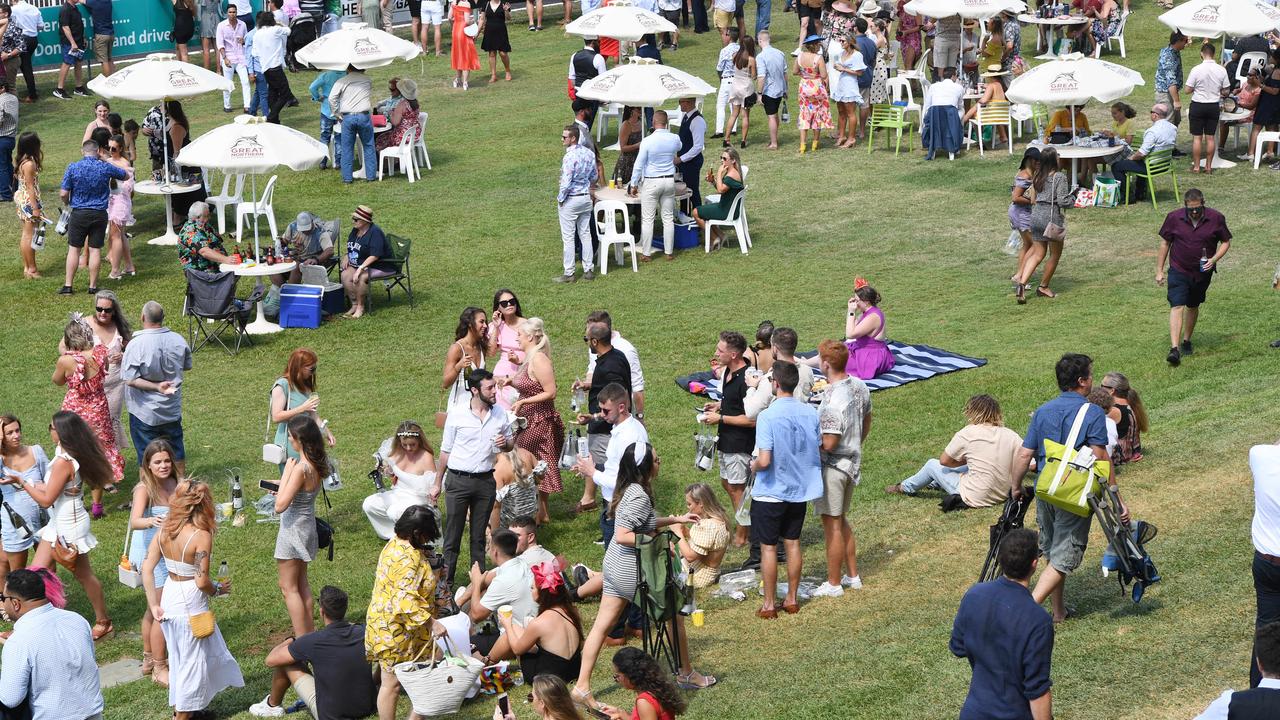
[1054, 144, 1124, 187]
[1017, 14, 1089, 60]
[219, 260, 296, 335]
[593, 184, 692, 204]
[134, 180, 202, 246]
[1212, 108, 1251, 169]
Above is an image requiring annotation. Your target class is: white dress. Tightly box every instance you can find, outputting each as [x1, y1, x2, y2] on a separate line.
[92, 330, 129, 454]
[159, 534, 245, 712]
[37, 447, 98, 553]
[362, 461, 436, 540]
[446, 343, 485, 410]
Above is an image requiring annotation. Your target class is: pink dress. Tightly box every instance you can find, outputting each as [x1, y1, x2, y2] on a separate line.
[845, 307, 895, 381]
[512, 368, 565, 494]
[61, 346, 125, 483]
[490, 321, 525, 409]
[108, 177, 135, 227]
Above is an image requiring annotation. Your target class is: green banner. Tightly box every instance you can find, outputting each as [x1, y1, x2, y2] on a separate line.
[32, 0, 206, 71]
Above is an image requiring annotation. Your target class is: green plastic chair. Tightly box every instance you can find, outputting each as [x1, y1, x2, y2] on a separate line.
[367, 234, 415, 310]
[1124, 148, 1179, 208]
[1031, 103, 1050, 136]
[867, 104, 912, 155]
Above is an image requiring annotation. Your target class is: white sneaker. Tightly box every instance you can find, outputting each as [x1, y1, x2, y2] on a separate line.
[811, 581, 845, 598]
[249, 696, 286, 717]
[841, 574, 863, 590]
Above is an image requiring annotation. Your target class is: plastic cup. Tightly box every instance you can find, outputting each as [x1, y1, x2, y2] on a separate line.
[498, 604, 513, 619]
[691, 609, 705, 627]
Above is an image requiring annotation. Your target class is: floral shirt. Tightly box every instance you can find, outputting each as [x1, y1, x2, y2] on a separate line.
[143, 105, 167, 161]
[1002, 20, 1021, 68]
[557, 143, 597, 203]
[365, 536, 438, 670]
[0, 19, 23, 55]
[1155, 46, 1183, 93]
[177, 218, 227, 272]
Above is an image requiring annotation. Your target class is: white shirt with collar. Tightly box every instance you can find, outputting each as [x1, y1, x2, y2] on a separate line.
[10, 1, 41, 37]
[1250, 444, 1280, 556]
[251, 24, 291, 71]
[0, 603, 104, 720]
[923, 78, 964, 112]
[441, 403, 512, 474]
[585, 331, 645, 392]
[1184, 58, 1229, 105]
[716, 42, 740, 78]
[595, 416, 649, 502]
[1193, 678, 1280, 720]
[479, 556, 538, 623]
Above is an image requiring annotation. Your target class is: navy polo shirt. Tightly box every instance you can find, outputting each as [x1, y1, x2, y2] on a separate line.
[950, 577, 1054, 720]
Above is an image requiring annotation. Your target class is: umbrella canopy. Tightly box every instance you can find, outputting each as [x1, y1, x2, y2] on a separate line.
[902, 0, 1026, 20]
[564, 0, 677, 42]
[295, 21, 422, 70]
[175, 115, 327, 174]
[576, 58, 715, 106]
[1006, 53, 1144, 107]
[1158, 0, 1280, 38]
[86, 52, 232, 100]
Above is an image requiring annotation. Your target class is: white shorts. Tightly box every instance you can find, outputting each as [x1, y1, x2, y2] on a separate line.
[421, 0, 444, 25]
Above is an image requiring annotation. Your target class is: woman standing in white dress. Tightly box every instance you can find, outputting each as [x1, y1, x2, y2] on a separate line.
[1, 411, 113, 641]
[441, 306, 488, 412]
[363, 420, 436, 540]
[142, 480, 244, 720]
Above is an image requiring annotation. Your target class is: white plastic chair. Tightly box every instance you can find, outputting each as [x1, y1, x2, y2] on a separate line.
[966, 101, 1013, 156]
[886, 77, 921, 126]
[234, 174, 279, 245]
[378, 131, 417, 183]
[1104, 11, 1129, 58]
[703, 165, 750, 254]
[1254, 130, 1280, 169]
[593, 200, 637, 274]
[595, 102, 623, 145]
[1237, 51, 1268, 86]
[1010, 103, 1034, 139]
[414, 112, 431, 170]
[206, 172, 245, 235]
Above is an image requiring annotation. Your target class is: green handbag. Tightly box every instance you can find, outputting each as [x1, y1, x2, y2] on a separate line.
[1035, 404, 1110, 517]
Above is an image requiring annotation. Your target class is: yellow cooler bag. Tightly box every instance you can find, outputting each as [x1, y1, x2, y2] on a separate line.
[1035, 404, 1111, 517]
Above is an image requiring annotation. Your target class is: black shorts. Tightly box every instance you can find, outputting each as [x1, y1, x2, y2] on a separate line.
[750, 500, 807, 546]
[408, 0, 422, 16]
[1167, 266, 1213, 308]
[67, 208, 108, 249]
[733, 0, 745, 17]
[761, 94, 782, 115]
[797, 3, 821, 21]
[1188, 101, 1220, 136]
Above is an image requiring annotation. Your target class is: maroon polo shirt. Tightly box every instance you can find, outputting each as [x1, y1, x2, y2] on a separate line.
[1158, 206, 1232, 276]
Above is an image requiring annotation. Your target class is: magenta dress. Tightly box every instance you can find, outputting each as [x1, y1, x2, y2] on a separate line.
[845, 307, 895, 380]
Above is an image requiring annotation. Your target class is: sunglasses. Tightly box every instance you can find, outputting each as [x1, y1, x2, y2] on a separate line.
[561, 134, 573, 140]
[95, 306, 114, 314]
[109, 145, 121, 152]
[498, 298, 517, 307]
[583, 335, 592, 343]
[1100, 384, 1115, 391]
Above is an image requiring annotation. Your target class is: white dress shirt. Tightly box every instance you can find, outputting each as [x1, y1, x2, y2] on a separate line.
[0, 603, 104, 720]
[923, 78, 965, 113]
[1184, 59, 1229, 104]
[10, 1, 41, 37]
[1193, 678, 1280, 720]
[1250, 444, 1280, 556]
[678, 112, 706, 163]
[441, 403, 513, 473]
[595, 416, 649, 501]
[251, 25, 291, 71]
[329, 71, 374, 116]
[586, 332, 645, 392]
[629, 128, 682, 186]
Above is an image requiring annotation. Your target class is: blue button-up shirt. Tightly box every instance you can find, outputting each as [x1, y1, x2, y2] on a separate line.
[716, 42, 739, 78]
[629, 128, 682, 187]
[753, 396, 823, 503]
[557, 143, 597, 203]
[950, 577, 1054, 720]
[757, 45, 788, 98]
[61, 156, 128, 211]
[0, 603, 104, 720]
[1137, 118, 1177, 156]
[1022, 391, 1108, 469]
[310, 69, 342, 118]
[120, 327, 193, 426]
[1155, 45, 1183, 93]
[245, 27, 262, 74]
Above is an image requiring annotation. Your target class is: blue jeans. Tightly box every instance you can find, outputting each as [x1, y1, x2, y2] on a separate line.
[0, 135, 14, 201]
[248, 71, 269, 116]
[322, 12, 341, 34]
[319, 113, 339, 166]
[900, 459, 967, 495]
[340, 112, 376, 182]
[128, 413, 186, 463]
[755, 0, 770, 33]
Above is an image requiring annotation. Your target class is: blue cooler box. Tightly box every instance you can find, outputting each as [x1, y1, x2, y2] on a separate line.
[654, 223, 700, 252]
[279, 284, 323, 329]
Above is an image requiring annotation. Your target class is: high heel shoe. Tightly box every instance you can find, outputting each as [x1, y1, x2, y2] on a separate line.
[722, 138, 730, 148]
[142, 651, 155, 676]
[740, 139, 748, 149]
[571, 687, 602, 712]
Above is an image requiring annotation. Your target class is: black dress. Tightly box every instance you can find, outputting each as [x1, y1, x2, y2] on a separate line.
[480, 1, 510, 53]
[172, 1, 196, 45]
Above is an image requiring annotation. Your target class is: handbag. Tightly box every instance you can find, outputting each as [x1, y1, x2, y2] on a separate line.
[118, 525, 143, 589]
[316, 478, 335, 561]
[394, 635, 485, 717]
[1035, 404, 1111, 517]
[263, 380, 290, 465]
[1041, 175, 1067, 240]
[51, 538, 78, 571]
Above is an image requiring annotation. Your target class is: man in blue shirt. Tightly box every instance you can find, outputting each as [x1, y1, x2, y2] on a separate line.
[755, 31, 788, 149]
[950, 529, 1054, 720]
[749, 362, 823, 619]
[309, 69, 343, 169]
[555, 124, 597, 283]
[1011, 353, 1128, 624]
[59, 139, 128, 295]
[629, 110, 683, 261]
[854, 18, 877, 138]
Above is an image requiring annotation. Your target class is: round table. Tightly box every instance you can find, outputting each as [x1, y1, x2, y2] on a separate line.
[134, 180, 202, 246]
[1053, 143, 1124, 187]
[593, 184, 692, 204]
[220, 260, 297, 335]
[1017, 14, 1089, 60]
[1212, 108, 1252, 169]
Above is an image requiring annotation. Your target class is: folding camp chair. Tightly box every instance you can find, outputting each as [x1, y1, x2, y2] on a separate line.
[367, 234, 414, 310]
[183, 268, 258, 356]
[978, 487, 1034, 583]
[634, 531, 691, 675]
[1089, 484, 1160, 603]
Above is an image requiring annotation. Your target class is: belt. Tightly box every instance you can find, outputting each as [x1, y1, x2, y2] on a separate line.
[1261, 552, 1280, 566]
[568, 192, 590, 197]
[644, 174, 674, 179]
[345, 110, 371, 115]
[448, 468, 494, 479]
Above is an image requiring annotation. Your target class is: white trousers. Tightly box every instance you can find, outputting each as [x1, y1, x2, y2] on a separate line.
[638, 176, 675, 256]
[558, 194, 594, 275]
[222, 61, 250, 110]
[715, 76, 734, 134]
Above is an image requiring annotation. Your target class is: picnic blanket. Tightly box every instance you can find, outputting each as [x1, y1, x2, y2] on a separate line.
[675, 341, 987, 400]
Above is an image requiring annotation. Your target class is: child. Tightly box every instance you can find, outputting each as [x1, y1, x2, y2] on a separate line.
[1088, 388, 1119, 459]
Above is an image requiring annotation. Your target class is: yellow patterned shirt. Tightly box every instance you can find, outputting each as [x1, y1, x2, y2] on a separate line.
[365, 536, 438, 671]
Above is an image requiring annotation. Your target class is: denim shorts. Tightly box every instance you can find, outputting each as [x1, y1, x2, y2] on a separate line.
[61, 43, 84, 65]
[128, 414, 186, 463]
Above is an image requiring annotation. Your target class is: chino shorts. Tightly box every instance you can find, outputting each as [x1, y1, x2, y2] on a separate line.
[813, 464, 856, 517]
[750, 500, 806, 545]
[1167, 266, 1212, 308]
[719, 452, 752, 486]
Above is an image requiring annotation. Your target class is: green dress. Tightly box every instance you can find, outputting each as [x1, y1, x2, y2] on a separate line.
[695, 176, 743, 222]
[273, 378, 311, 464]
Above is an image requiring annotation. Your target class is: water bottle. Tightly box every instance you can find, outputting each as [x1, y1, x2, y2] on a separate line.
[231, 475, 243, 512]
[216, 560, 230, 596]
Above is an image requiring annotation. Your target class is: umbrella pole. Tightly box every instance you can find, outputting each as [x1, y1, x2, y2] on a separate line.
[161, 102, 171, 187]
[251, 173, 261, 262]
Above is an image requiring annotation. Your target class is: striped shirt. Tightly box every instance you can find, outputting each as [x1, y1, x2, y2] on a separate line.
[0, 603, 104, 720]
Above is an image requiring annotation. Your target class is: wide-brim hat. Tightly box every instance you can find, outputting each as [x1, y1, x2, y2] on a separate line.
[399, 78, 418, 101]
[832, 1, 856, 14]
[352, 205, 374, 224]
[856, 0, 879, 15]
[981, 63, 1009, 78]
[802, 33, 824, 45]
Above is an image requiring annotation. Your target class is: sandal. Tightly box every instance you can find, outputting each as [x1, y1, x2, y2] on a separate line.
[91, 502, 105, 519]
[92, 618, 114, 642]
[1036, 285, 1056, 299]
[142, 651, 155, 676]
[571, 687, 603, 712]
[104, 483, 119, 494]
[781, 602, 800, 614]
[756, 607, 778, 619]
[152, 657, 169, 687]
[675, 670, 717, 690]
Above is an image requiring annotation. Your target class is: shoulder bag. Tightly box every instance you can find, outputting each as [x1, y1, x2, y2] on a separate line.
[176, 531, 216, 639]
[316, 476, 335, 561]
[118, 524, 144, 589]
[1034, 404, 1110, 517]
[1043, 174, 1067, 241]
[263, 380, 291, 465]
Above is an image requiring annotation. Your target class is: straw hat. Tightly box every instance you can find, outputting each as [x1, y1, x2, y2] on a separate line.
[981, 63, 1009, 78]
[352, 205, 374, 224]
[832, 0, 855, 13]
[856, 0, 879, 16]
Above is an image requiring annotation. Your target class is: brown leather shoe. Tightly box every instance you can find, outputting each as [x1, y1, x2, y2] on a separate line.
[781, 602, 800, 615]
[756, 607, 778, 619]
[603, 634, 628, 647]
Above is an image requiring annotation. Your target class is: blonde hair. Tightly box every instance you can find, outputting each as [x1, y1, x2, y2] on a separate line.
[684, 482, 729, 526]
[63, 317, 94, 351]
[962, 394, 1004, 426]
[162, 480, 215, 541]
[518, 317, 550, 376]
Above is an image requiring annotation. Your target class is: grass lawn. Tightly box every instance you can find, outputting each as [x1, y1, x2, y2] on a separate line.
[2, 4, 1279, 719]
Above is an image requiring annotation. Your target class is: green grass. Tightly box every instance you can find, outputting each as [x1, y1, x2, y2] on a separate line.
[1, 5, 1279, 719]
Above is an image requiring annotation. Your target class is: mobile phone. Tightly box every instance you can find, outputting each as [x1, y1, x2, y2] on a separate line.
[259, 479, 280, 493]
[584, 707, 610, 720]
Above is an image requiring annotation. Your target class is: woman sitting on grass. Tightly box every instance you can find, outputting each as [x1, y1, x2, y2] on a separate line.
[599, 647, 689, 720]
[674, 482, 730, 589]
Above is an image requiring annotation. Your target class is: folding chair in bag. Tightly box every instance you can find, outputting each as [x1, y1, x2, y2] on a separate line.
[978, 487, 1034, 583]
[183, 268, 258, 356]
[1089, 483, 1160, 603]
[634, 531, 692, 676]
[367, 233, 415, 310]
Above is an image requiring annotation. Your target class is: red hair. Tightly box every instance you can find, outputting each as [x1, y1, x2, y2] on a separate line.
[818, 339, 849, 370]
[284, 348, 318, 395]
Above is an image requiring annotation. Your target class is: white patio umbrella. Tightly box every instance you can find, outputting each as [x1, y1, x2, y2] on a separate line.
[1158, 0, 1280, 39]
[577, 58, 715, 106]
[86, 53, 233, 183]
[904, 0, 1027, 73]
[1006, 53, 1144, 133]
[564, 0, 677, 42]
[295, 20, 422, 70]
[175, 115, 327, 259]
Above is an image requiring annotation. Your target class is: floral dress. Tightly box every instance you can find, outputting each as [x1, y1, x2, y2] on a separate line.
[14, 161, 40, 222]
[512, 368, 565, 494]
[366, 535, 438, 671]
[897, 8, 921, 56]
[60, 346, 124, 483]
[375, 98, 422, 153]
[797, 58, 834, 130]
